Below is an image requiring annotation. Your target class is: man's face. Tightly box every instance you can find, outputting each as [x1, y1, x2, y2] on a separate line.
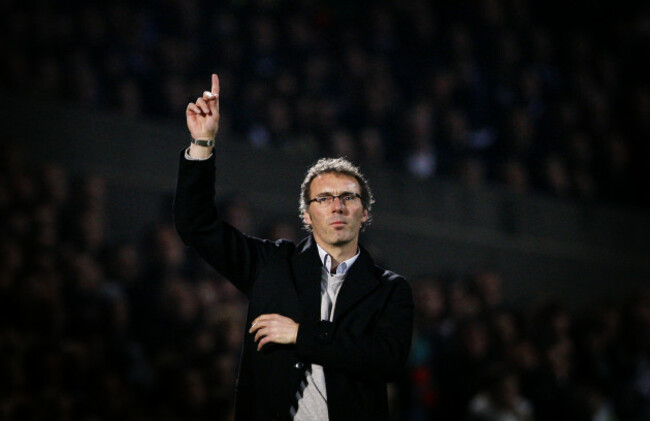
[304, 172, 368, 249]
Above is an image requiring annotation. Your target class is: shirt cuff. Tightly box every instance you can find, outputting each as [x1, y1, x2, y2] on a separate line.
[184, 147, 213, 161]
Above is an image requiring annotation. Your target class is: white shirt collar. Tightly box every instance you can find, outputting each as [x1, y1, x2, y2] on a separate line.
[316, 243, 360, 275]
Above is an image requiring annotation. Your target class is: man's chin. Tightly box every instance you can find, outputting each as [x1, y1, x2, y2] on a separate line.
[330, 234, 356, 247]
[314, 229, 358, 248]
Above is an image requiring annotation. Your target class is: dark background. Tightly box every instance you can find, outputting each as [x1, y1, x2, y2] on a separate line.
[1, 0, 649, 420]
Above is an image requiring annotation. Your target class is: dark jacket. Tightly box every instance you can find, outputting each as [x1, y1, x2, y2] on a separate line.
[174, 151, 414, 420]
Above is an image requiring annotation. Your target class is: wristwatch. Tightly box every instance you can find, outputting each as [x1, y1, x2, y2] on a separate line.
[190, 138, 215, 147]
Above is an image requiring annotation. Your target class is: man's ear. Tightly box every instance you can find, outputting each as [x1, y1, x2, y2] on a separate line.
[361, 209, 368, 223]
[303, 211, 312, 227]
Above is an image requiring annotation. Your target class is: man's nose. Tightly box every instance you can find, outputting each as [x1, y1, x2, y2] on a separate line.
[331, 196, 344, 211]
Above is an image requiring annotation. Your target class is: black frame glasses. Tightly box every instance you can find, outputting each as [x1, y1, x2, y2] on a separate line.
[308, 193, 362, 207]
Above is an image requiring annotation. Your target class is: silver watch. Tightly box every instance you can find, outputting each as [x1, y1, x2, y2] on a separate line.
[190, 138, 215, 147]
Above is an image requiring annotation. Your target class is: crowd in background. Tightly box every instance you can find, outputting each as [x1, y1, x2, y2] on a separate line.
[3, 0, 650, 206]
[1, 143, 649, 420]
[3, 0, 650, 420]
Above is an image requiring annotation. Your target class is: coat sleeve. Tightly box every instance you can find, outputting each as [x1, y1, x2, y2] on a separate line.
[173, 149, 283, 294]
[294, 276, 414, 381]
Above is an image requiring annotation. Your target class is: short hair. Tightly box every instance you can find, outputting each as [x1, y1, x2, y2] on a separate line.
[299, 158, 375, 232]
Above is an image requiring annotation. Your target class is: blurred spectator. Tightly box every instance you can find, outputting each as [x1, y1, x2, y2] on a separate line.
[404, 100, 437, 178]
[263, 218, 300, 243]
[467, 365, 533, 421]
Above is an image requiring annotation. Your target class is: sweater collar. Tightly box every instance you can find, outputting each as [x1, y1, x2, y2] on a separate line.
[316, 243, 360, 275]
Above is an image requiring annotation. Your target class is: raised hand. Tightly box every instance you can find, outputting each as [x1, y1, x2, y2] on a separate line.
[186, 74, 220, 140]
[249, 313, 300, 351]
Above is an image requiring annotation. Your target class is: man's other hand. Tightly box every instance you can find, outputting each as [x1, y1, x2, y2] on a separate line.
[249, 314, 299, 351]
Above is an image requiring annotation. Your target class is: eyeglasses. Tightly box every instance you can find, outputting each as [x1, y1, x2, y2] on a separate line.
[308, 193, 362, 207]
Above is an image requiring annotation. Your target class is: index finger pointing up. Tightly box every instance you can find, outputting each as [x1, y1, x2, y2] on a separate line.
[211, 73, 220, 95]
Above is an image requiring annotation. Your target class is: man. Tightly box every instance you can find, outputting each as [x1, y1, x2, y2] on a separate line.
[174, 74, 413, 420]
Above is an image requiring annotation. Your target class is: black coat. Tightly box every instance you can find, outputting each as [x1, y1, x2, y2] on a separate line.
[174, 151, 414, 420]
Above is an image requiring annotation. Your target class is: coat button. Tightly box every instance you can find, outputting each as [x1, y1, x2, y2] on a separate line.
[294, 362, 304, 369]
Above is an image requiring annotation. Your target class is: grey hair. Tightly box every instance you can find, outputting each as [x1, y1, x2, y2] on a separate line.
[299, 157, 375, 232]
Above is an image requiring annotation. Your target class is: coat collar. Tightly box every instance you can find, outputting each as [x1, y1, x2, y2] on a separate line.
[291, 236, 380, 322]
